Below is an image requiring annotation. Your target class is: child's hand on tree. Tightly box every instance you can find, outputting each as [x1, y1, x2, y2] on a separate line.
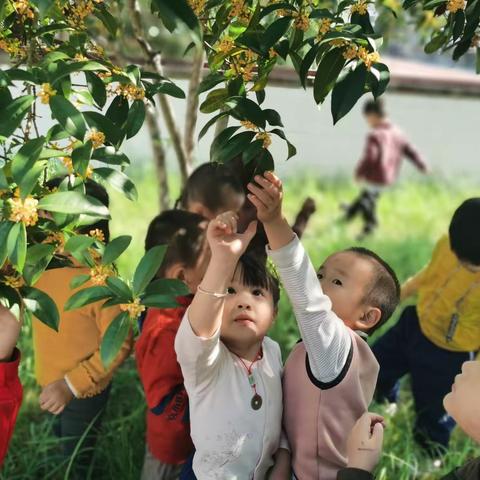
[0, 304, 21, 362]
[39, 379, 74, 415]
[346, 412, 385, 473]
[247, 172, 283, 225]
[207, 211, 257, 261]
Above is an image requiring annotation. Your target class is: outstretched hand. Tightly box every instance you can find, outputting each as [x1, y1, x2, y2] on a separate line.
[247, 172, 283, 225]
[207, 211, 257, 260]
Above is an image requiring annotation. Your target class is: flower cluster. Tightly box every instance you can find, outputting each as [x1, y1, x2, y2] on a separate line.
[90, 264, 114, 285]
[357, 47, 380, 69]
[293, 12, 310, 31]
[8, 196, 39, 226]
[2, 275, 24, 289]
[217, 36, 235, 54]
[115, 83, 145, 101]
[89, 228, 105, 242]
[120, 298, 145, 319]
[241, 120, 257, 130]
[447, 0, 465, 12]
[350, 0, 369, 15]
[43, 231, 65, 253]
[330, 38, 349, 48]
[86, 128, 105, 148]
[0, 37, 26, 58]
[38, 83, 57, 104]
[64, 0, 97, 28]
[188, 0, 206, 16]
[318, 18, 332, 36]
[14, 0, 35, 20]
[256, 132, 272, 149]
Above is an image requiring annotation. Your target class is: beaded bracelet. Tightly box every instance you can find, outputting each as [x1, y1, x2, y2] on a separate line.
[197, 285, 228, 298]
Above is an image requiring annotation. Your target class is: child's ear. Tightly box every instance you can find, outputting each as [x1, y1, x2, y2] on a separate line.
[164, 264, 185, 281]
[356, 307, 381, 331]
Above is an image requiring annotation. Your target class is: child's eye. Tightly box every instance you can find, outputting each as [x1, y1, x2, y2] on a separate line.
[252, 289, 263, 297]
[227, 287, 236, 294]
[317, 273, 323, 280]
[332, 279, 343, 286]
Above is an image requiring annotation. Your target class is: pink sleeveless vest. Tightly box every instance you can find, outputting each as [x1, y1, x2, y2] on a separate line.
[283, 330, 379, 480]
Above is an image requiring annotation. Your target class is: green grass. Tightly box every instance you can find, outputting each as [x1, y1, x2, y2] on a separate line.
[2, 172, 480, 480]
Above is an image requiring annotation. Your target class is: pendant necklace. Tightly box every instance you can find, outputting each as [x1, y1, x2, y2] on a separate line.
[235, 350, 263, 410]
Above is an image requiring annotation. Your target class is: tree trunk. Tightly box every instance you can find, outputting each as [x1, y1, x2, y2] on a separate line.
[127, 0, 189, 185]
[184, 47, 204, 169]
[145, 104, 170, 211]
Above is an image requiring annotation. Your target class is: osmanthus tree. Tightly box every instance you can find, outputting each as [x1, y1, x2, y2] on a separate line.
[1, 0, 478, 364]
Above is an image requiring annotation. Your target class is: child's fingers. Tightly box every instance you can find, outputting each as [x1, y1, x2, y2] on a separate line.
[254, 174, 280, 197]
[247, 193, 268, 212]
[40, 398, 55, 411]
[52, 404, 65, 415]
[370, 422, 384, 447]
[242, 220, 258, 240]
[264, 171, 282, 189]
[247, 182, 274, 206]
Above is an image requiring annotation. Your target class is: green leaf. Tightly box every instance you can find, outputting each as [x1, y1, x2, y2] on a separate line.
[83, 111, 121, 146]
[22, 286, 60, 331]
[476, 47, 480, 74]
[49, 95, 87, 140]
[254, 148, 275, 176]
[0, 168, 8, 190]
[141, 294, 180, 308]
[38, 191, 110, 217]
[94, 5, 118, 37]
[314, 49, 346, 104]
[10, 222, 27, 272]
[125, 100, 146, 139]
[71, 140, 93, 178]
[212, 131, 257, 164]
[102, 236, 132, 265]
[200, 88, 230, 114]
[151, 0, 202, 43]
[106, 95, 129, 129]
[100, 311, 130, 367]
[198, 71, 225, 93]
[231, 97, 266, 129]
[92, 168, 137, 201]
[64, 286, 112, 311]
[85, 71, 107, 108]
[64, 235, 95, 256]
[270, 128, 297, 160]
[259, 2, 296, 18]
[144, 278, 189, 297]
[351, 11, 374, 34]
[91, 147, 130, 166]
[23, 244, 55, 286]
[369, 63, 390, 99]
[453, 39, 471, 60]
[49, 61, 109, 85]
[242, 139, 264, 164]
[331, 63, 368, 124]
[4, 69, 36, 83]
[0, 95, 35, 137]
[453, 10, 466, 41]
[261, 16, 293, 52]
[0, 221, 14, 268]
[198, 111, 229, 140]
[11, 137, 46, 198]
[46, 123, 70, 142]
[147, 81, 186, 99]
[209, 125, 240, 160]
[70, 274, 91, 289]
[133, 245, 167, 296]
[300, 44, 321, 89]
[106, 277, 132, 300]
[424, 34, 447, 54]
[264, 109, 284, 127]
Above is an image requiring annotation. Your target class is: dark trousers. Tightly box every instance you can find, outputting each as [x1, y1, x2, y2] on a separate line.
[53, 385, 111, 478]
[344, 189, 379, 235]
[372, 306, 474, 454]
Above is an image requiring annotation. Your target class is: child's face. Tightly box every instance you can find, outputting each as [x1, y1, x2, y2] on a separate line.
[444, 361, 480, 443]
[220, 269, 276, 349]
[365, 113, 382, 128]
[317, 251, 377, 330]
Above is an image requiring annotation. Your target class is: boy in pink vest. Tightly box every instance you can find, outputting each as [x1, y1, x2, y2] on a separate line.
[247, 172, 400, 480]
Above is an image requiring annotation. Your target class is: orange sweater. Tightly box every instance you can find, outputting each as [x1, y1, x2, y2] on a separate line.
[32, 266, 133, 397]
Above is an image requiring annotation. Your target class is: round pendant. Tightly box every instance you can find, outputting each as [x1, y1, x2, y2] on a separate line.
[251, 393, 263, 410]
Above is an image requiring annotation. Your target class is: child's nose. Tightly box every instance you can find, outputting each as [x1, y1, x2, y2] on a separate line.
[237, 302, 251, 310]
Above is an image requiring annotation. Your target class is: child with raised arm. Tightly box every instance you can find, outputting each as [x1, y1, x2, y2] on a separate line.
[174, 213, 285, 479]
[0, 304, 22, 467]
[247, 172, 400, 480]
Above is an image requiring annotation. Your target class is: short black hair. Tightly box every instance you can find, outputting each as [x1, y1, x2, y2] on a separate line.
[176, 162, 244, 213]
[145, 210, 207, 278]
[235, 254, 280, 307]
[345, 247, 400, 333]
[449, 198, 480, 266]
[46, 177, 110, 242]
[363, 99, 385, 117]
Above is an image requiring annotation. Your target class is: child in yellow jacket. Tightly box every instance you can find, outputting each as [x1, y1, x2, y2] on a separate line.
[372, 198, 480, 454]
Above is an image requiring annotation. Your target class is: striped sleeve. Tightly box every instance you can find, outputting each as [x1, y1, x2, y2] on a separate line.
[268, 236, 352, 385]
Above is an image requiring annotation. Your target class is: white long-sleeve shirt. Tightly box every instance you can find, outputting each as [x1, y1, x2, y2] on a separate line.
[268, 236, 352, 384]
[175, 312, 283, 479]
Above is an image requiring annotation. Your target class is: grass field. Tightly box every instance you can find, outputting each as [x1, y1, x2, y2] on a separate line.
[2, 171, 479, 480]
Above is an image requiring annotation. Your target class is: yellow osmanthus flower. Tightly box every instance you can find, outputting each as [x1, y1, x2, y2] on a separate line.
[447, 0, 465, 12]
[229, 0, 245, 18]
[256, 132, 272, 149]
[330, 39, 349, 48]
[74, 53, 88, 61]
[65, 1, 96, 28]
[3, 275, 24, 289]
[90, 264, 114, 286]
[351, 0, 368, 15]
[239, 64, 255, 81]
[115, 84, 145, 101]
[318, 18, 332, 36]
[364, 51, 380, 69]
[62, 156, 74, 173]
[188, 0, 206, 15]
[294, 12, 310, 31]
[8, 196, 39, 226]
[120, 298, 145, 319]
[14, 0, 35, 20]
[89, 228, 105, 242]
[43, 231, 65, 253]
[217, 36, 235, 54]
[241, 120, 257, 130]
[86, 128, 105, 148]
[88, 247, 102, 263]
[343, 44, 358, 60]
[38, 83, 56, 104]
[269, 47, 278, 58]
[0, 38, 26, 58]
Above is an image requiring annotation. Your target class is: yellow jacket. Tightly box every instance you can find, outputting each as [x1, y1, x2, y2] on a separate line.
[32, 265, 133, 398]
[402, 235, 480, 352]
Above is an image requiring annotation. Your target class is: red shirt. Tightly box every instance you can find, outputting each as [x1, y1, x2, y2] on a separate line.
[135, 297, 194, 465]
[355, 120, 427, 186]
[0, 349, 22, 467]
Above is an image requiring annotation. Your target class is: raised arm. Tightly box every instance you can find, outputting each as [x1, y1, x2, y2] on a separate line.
[188, 212, 257, 338]
[248, 173, 351, 384]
